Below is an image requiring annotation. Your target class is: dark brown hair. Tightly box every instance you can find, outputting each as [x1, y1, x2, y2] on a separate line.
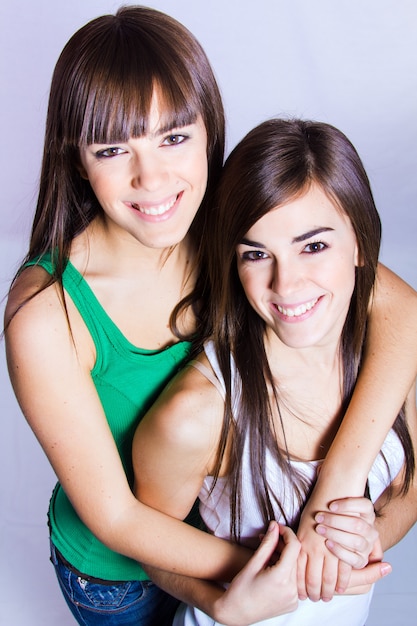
[11, 5, 224, 311]
[204, 119, 414, 539]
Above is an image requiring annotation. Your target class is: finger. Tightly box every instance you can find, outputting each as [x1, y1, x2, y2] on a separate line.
[323, 538, 370, 569]
[344, 561, 392, 592]
[335, 560, 352, 594]
[243, 521, 280, 574]
[319, 554, 340, 602]
[246, 522, 299, 576]
[315, 512, 376, 537]
[304, 551, 328, 602]
[316, 524, 377, 568]
[277, 525, 302, 568]
[328, 498, 376, 523]
[368, 538, 384, 563]
[296, 549, 308, 600]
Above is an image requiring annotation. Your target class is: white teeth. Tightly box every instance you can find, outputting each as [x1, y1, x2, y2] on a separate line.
[277, 298, 318, 317]
[132, 196, 177, 215]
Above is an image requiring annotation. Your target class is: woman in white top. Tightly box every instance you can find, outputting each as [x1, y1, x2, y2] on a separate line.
[134, 119, 416, 625]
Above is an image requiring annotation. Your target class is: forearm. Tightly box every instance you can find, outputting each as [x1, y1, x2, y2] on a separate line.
[144, 565, 225, 619]
[144, 521, 300, 626]
[374, 478, 417, 551]
[312, 264, 417, 502]
[105, 500, 251, 582]
[376, 500, 417, 553]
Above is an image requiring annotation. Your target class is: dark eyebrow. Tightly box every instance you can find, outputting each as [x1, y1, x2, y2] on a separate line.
[240, 238, 266, 248]
[292, 227, 334, 243]
[153, 115, 198, 137]
[240, 227, 334, 248]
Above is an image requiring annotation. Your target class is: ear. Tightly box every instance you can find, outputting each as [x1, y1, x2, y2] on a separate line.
[74, 152, 89, 180]
[354, 242, 364, 267]
[77, 163, 89, 180]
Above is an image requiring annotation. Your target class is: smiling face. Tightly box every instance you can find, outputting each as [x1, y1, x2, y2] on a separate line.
[236, 184, 359, 350]
[78, 93, 208, 251]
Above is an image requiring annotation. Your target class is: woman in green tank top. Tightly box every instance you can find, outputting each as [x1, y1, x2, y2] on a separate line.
[4, 6, 417, 626]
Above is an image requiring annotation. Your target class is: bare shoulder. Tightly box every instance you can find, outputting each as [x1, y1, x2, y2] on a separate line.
[136, 351, 225, 458]
[5, 266, 67, 355]
[5, 265, 57, 325]
[373, 263, 417, 304]
[5, 265, 94, 376]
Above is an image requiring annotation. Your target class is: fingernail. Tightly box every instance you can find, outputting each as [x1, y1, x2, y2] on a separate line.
[316, 525, 326, 535]
[315, 513, 325, 523]
[267, 521, 275, 533]
[381, 564, 392, 577]
[329, 502, 338, 512]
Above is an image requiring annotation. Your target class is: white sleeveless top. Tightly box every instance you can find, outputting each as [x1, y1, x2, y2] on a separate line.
[174, 340, 405, 626]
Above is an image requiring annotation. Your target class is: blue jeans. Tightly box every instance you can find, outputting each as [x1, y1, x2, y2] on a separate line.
[50, 542, 179, 625]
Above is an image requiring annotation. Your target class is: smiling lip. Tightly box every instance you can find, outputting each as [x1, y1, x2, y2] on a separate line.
[128, 192, 182, 219]
[273, 297, 319, 319]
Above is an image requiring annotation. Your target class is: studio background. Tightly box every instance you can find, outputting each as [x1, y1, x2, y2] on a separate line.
[1, 1, 416, 624]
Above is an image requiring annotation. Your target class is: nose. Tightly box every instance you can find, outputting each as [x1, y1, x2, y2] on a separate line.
[271, 258, 303, 297]
[131, 149, 168, 192]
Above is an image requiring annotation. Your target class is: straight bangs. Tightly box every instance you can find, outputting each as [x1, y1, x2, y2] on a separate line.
[51, 11, 209, 150]
[65, 49, 201, 148]
[76, 73, 200, 147]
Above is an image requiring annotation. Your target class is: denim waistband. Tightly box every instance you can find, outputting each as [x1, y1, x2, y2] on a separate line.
[50, 540, 131, 586]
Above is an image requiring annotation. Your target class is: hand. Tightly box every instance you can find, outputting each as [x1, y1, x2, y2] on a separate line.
[215, 522, 300, 626]
[315, 497, 380, 570]
[297, 502, 344, 602]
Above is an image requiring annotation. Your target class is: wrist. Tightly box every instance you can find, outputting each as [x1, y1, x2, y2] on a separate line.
[212, 591, 242, 626]
[313, 461, 368, 500]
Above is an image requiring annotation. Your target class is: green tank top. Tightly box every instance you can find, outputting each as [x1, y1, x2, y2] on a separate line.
[29, 254, 192, 581]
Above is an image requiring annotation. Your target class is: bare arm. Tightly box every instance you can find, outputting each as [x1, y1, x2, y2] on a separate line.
[369, 380, 417, 552]
[144, 522, 300, 626]
[314, 264, 417, 496]
[313, 379, 417, 552]
[134, 359, 303, 623]
[297, 264, 417, 599]
[4, 269, 249, 582]
[133, 358, 227, 521]
[311, 380, 417, 593]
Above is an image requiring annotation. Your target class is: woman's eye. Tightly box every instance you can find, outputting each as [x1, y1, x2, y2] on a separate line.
[304, 241, 327, 253]
[162, 134, 187, 146]
[95, 146, 125, 158]
[241, 250, 268, 261]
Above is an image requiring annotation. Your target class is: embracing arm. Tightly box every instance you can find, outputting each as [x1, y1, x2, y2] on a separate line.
[144, 522, 300, 626]
[297, 264, 417, 599]
[4, 270, 249, 582]
[133, 359, 225, 522]
[313, 264, 417, 497]
[313, 380, 417, 593]
[133, 358, 301, 622]
[372, 379, 417, 551]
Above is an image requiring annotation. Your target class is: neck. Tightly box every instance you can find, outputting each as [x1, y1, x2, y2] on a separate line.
[264, 329, 345, 461]
[70, 216, 195, 278]
[265, 327, 342, 380]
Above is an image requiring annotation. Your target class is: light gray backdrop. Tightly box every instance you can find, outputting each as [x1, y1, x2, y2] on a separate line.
[1, 1, 416, 624]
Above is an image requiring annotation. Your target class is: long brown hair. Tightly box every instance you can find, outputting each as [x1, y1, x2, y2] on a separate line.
[205, 119, 414, 539]
[9, 6, 224, 319]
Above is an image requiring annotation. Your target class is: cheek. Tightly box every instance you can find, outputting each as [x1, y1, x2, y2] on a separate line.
[88, 172, 118, 202]
[331, 254, 357, 301]
[238, 269, 262, 306]
[190, 149, 209, 189]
